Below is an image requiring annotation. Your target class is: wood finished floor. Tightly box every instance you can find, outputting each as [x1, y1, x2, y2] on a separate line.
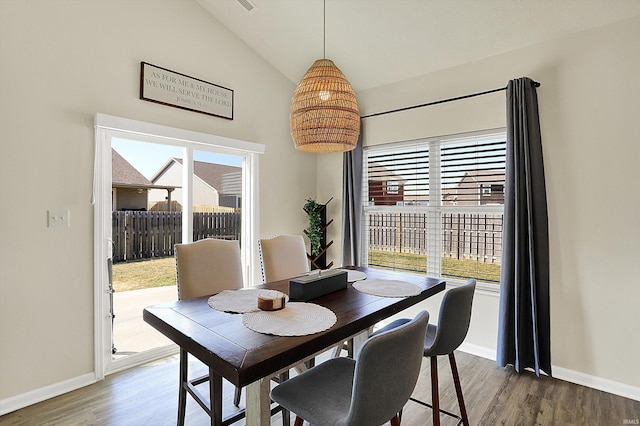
[2, 351, 639, 425]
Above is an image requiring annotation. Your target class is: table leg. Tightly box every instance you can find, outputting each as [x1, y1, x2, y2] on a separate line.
[209, 368, 222, 426]
[352, 329, 371, 357]
[246, 377, 271, 426]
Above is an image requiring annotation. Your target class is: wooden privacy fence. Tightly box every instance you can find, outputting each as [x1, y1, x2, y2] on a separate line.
[366, 211, 503, 263]
[112, 211, 241, 262]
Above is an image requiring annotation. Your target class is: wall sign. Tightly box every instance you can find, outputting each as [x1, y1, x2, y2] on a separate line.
[140, 62, 233, 120]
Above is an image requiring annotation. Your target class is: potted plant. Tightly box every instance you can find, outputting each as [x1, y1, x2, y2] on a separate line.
[303, 198, 322, 256]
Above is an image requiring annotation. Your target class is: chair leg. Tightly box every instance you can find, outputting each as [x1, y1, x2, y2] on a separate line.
[390, 408, 403, 426]
[390, 413, 401, 426]
[430, 356, 440, 426]
[279, 372, 291, 426]
[177, 349, 188, 426]
[293, 416, 304, 426]
[233, 386, 241, 407]
[448, 352, 469, 426]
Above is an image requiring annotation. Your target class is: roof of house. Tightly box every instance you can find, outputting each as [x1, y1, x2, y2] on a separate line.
[112, 149, 152, 186]
[461, 169, 505, 184]
[367, 162, 407, 183]
[152, 158, 241, 193]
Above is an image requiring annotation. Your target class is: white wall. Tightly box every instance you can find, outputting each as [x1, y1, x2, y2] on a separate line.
[2, 0, 639, 412]
[0, 0, 315, 404]
[319, 15, 640, 392]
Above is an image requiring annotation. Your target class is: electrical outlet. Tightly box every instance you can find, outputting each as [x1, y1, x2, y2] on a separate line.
[47, 210, 70, 228]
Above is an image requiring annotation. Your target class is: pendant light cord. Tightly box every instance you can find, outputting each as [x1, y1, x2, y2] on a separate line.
[323, 0, 326, 58]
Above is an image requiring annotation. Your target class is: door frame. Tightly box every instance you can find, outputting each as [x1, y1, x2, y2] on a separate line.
[93, 113, 264, 378]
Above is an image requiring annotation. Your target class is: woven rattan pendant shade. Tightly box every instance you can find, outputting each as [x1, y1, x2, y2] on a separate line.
[290, 59, 360, 153]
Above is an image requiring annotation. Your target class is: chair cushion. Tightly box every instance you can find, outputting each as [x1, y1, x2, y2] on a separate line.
[270, 358, 355, 426]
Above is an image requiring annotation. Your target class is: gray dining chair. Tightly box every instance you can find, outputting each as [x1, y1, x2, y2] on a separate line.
[271, 310, 430, 426]
[373, 279, 476, 426]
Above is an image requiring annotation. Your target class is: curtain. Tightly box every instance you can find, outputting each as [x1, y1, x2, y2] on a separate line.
[341, 120, 363, 267]
[497, 77, 551, 377]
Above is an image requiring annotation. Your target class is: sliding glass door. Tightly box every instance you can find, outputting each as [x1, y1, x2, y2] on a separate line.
[94, 114, 263, 376]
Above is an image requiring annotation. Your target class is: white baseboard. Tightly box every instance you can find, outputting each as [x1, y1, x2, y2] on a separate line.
[552, 366, 640, 402]
[458, 342, 496, 361]
[458, 343, 640, 402]
[0, 373, 96, 416]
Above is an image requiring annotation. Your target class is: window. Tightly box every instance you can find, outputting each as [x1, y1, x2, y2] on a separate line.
[361, 129, 506, 285]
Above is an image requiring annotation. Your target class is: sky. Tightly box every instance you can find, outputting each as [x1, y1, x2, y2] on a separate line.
[111, 137, 242, 179]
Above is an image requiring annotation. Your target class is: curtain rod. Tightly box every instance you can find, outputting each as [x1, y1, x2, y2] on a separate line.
[361, 80, 540, 119]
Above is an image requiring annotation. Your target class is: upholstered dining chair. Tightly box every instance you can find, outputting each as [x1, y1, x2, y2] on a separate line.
[174, 238, 245, 422]
[258, 234, 353, 360]
[270, 311, 430, 426]
[258, 234, 310, 283]
[373, 279, 476, 426]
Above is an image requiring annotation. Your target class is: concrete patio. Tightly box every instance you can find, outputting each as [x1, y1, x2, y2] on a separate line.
[112, 286, 177, 358]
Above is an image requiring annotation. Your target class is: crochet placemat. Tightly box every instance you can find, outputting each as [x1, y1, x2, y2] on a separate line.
[353, 279, 421, 298]
[208, 288, 288, 313]
[242, 302, 337, 336]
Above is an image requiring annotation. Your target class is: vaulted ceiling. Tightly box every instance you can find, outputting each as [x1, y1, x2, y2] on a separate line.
[197, 0, 640, 91]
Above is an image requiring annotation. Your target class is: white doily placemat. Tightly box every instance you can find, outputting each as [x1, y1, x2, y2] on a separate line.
[353, 279, 422, 298]
[208, 288, 288, 313]
[242, 302, 337, 336]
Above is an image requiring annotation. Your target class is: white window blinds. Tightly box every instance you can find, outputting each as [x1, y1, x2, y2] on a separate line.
[362, 130, 506, 284]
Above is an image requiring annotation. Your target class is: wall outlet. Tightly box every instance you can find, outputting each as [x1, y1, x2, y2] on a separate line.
[47, 210, 70, 228]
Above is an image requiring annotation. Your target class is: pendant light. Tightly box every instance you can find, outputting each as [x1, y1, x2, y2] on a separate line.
[290, 0, 360, 153]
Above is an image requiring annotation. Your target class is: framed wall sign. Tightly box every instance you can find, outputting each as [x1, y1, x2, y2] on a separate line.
[140, 62, 233, 120]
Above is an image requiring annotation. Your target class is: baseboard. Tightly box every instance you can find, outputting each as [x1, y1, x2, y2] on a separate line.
[0, 373, 96, 416]
[458, 343, 640, 402]
[552, 366, 640, 402]
[458, 342, 496, 361]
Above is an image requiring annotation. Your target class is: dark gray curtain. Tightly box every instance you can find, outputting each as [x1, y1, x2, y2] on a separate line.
[341, 120, 363, 267]
[497, 77, 551, 377]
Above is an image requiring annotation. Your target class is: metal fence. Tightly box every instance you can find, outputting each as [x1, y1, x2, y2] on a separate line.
[112, 211, 241, 262]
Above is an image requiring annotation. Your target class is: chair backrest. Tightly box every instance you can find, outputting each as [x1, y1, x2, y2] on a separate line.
[428, 278, 476, 356]
[341, 311, 430, 426]
[174, 238, 243, 300]
[258, 235, 310, 283]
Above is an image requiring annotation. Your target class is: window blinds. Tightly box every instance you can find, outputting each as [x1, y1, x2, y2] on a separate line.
[362, 131, 506, 283]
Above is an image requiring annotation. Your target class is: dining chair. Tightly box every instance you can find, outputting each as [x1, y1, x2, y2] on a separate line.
[373, 279, 476, 426]
[258, 234, 310, 283]
[258, 234, 354, 359]
[270, 310, 430, 426]
[174, 238, 245, 423]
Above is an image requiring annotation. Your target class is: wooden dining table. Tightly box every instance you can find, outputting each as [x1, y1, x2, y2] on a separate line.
[143, 267, 446, 426]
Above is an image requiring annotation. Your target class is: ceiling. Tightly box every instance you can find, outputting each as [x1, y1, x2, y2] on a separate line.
[197, 0, 640, 92]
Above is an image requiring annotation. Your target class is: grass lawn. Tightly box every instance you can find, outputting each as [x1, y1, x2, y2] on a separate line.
[112, 257, 176, 292]
[112, 250, 501, 292]
[368, 250, 501, 284]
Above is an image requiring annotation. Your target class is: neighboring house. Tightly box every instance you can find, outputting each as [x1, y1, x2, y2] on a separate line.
[149, 158, 242, 210]
[367, 162, 406, 206]
[443, 169, 505, 206]
[112, 149, 179, 211]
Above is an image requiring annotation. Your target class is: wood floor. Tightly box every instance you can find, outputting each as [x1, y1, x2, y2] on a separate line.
[2, 351, 639, 425]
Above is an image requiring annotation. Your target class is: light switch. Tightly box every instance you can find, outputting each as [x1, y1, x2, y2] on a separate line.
[47, 210, 70, 228]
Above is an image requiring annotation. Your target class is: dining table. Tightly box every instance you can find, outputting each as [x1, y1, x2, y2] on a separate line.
[143, 266, 446, 426]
